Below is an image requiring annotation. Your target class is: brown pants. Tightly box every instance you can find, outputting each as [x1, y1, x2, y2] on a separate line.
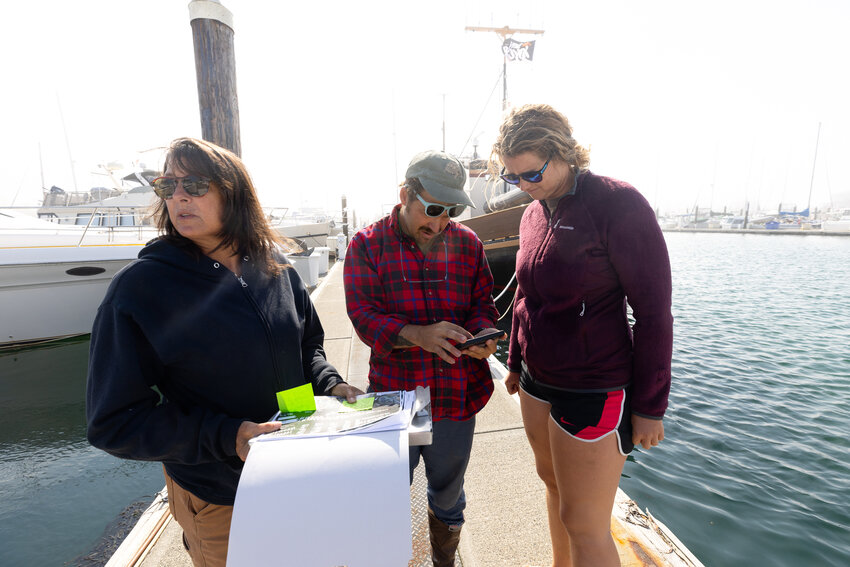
[164, 468, 233, 567]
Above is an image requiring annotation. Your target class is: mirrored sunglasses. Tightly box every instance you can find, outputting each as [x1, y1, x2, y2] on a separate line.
[151, 176, 212, 199]
[415, 193, 466, 218]
[499, 158, 550, 185]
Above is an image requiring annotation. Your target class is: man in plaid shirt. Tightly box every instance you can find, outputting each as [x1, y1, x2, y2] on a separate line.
[344, 150, 504, 567]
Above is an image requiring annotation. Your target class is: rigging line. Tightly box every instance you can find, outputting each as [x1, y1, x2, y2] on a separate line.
[494, 270, 517, 302]
[497, 287, 517, 322]
[457, 70, 505, 157]
[496, 271, 519, 322]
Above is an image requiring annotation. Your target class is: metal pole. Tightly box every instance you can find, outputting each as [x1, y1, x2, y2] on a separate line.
[502, 57, 508, 111]
[442, 94, 446, 152]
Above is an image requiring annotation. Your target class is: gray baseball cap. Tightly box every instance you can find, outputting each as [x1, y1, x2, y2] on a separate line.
[405, 150, 474, 207]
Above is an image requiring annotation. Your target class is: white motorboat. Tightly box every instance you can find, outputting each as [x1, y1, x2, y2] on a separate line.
[38, 172, 159, 232]
[0, 210, 152, 349]
[267, 207, 340, 249]
[719, 216, 745, 229]
[821, 216, 850, 232]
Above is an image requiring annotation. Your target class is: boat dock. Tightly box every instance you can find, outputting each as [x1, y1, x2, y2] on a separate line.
[108, 260, 703, 567]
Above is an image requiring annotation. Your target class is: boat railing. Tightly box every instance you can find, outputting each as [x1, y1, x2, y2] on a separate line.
[265, 207, 333, 228]
[1, 205, 158, 246]
[74, 207, 153, 245]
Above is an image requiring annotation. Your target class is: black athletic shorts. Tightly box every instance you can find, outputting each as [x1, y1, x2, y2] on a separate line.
[519, 367, 634, 455]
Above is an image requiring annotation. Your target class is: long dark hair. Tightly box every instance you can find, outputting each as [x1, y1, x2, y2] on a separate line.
[153, 137, 298, 274]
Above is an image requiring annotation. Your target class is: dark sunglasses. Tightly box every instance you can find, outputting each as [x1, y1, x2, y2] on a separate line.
[415, 193, 466, 218]
[151, 176, 212, 199]
[499, 158, 550, 185]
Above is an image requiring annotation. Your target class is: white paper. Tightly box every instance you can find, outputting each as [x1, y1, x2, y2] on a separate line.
[253, 390, 417, 442]
[227, 429, 412, 567]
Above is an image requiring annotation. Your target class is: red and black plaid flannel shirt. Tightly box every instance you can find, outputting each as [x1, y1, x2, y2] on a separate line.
[343, 205, 499, 420]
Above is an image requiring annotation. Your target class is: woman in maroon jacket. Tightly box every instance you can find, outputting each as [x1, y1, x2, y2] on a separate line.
[491, 104, 673, 567]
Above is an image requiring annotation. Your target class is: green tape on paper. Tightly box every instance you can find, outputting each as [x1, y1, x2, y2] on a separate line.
[339, 396, 375, 412]
[276, 383, 316, 414]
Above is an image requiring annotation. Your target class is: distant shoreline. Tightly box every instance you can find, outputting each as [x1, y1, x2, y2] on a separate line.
[661, 228, 850, 237]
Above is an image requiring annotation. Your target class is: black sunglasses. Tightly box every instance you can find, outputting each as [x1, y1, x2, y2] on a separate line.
[151, 176, 212, 200]
[499, 158, 550, 185]
[415, 193, 466, 218]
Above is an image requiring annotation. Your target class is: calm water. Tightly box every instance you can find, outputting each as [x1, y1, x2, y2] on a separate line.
[0, 338, 164, 566]
[624, 233, 850, 566]
[2, 232, 849, 566]
[497, 231, 850, 567]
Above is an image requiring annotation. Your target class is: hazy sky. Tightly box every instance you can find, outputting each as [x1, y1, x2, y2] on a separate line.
[2, 0, 848, 222]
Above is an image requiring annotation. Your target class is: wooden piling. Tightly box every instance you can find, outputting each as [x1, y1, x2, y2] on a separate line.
[188, 0, 241, 156]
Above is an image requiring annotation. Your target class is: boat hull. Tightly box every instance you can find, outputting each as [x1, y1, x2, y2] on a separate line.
[0, 245, 143, 348]
[821, 219, 850, 232]
[272, 221, 335, 249]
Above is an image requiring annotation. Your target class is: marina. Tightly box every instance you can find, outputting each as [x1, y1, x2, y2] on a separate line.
[2, 1, 850, 566]
[459, 194, 850, 300]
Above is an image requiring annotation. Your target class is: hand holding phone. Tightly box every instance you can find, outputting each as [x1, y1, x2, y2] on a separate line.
[456, 330, 505, 350]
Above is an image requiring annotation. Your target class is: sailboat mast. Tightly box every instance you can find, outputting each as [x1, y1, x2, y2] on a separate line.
[442, 93, 446, 151]
[38, 141, 45, 190]
[503, 57, 508, 110]
[806, 122, 821, 216]
[465, 25, 544, 111]
[55, 92, 78, 191]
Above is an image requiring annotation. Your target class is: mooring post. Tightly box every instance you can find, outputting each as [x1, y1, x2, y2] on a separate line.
[188, 0, 241, 156]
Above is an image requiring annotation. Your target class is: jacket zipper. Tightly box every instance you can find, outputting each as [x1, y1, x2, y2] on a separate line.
[541, 206, 585, 319]
[234, 273, 284, 390]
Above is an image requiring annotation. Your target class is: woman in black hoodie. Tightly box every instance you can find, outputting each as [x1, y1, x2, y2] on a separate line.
[86, 137, 362, 567]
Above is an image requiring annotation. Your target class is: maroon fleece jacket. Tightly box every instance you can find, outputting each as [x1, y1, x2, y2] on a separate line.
[507, 171, 673, 418]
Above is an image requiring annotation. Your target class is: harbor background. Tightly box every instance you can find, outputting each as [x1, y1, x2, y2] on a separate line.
[2, 1, 849, 225]
[1, 231, 849, 566]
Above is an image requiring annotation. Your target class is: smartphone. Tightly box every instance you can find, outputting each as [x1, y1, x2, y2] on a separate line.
[457, 330, 505, 350]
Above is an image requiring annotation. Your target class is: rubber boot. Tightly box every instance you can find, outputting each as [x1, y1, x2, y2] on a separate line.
[428, 507, 462, 567]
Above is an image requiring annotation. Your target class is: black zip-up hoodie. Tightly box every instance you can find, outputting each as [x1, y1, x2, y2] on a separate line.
[86, 238, 343, 505]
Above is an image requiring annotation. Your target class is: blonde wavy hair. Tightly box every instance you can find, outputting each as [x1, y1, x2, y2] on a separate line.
[488, 104, 590, 177]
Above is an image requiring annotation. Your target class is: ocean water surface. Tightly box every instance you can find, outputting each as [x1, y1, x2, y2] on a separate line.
[494, 231, 850, 566]
[622, 232, 850, 566]
[1, 231, 848, 566]
[0, 338, 164, 566]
